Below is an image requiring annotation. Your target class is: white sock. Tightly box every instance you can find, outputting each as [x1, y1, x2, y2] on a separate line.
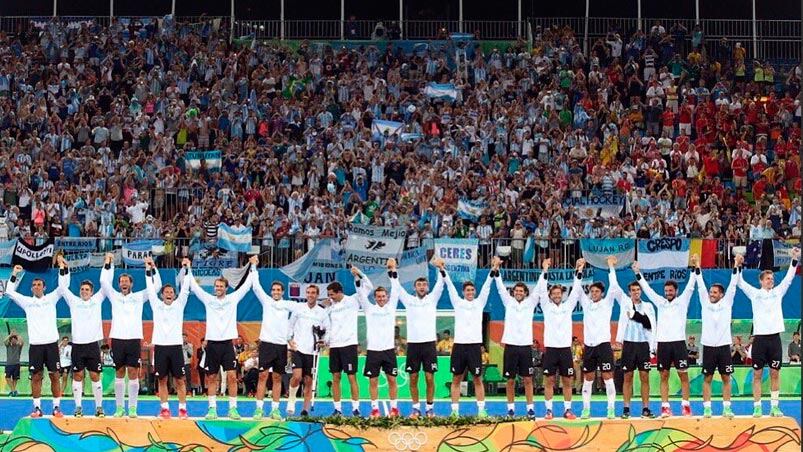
[351, 400, 360, 412]
[256, 399, 264, 409]
[161, 402, 169, 409]
[563, 400, 572, 410]
[92, 380, 103, 407]
[507, 403, 515, 411]
[333, 400, 341, 411]
[662, 402, 670, 408]
[526, 403, 534, 412]
[754, 401, 762, 407]
[582, 380, 593, 410]
[114, 378, 125, 409]
[450, 403, 459, 413]
[53, 397, 61, 408]
[723, 400, 731, 408]
[390, 399, 398, 409]
[371, 400, 379, 409]
[288, 386, 299, 412]
[229, 396, 237, 408]
[425, 403, 434, 412]
[771, 391, 779, 407]
[33, 398, 41, 409]
[179, 403, 186, 410]
[477, 400, 485, 410]
[73, 381, 84, 407]
[128, 380, 139, 411]
[545, 399, 553, 411]
[703, 401, 711, 408]
[209, 395, 217, 409]
[681, 399, 690, 407]
[603, 379, 615, 407]
[270, 400, 277, 412]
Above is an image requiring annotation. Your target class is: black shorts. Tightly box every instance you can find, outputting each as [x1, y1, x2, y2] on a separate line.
[5, 364, 20, 380]
[112, 339, 142, 369]
[29, 342, 60, 374]
[258, 342, 288, 374]
[204, 340, 237, 372]
[450, 343, 483, 376]
[621, 341, 652, 372]
[154, 345, 186, 379]
[406, 341, 438, 374]
[542, 347, 575, 377]
[702, 345, 734, 376]
[503, 345, 533, 378]
[71, 343, 102, 373]
[751, 333, 783, 370]
[292, 351, 315, 377]
[657, 341, 689, 371]
[329, 345, 358, 374]
[582, 343, 614, 373]
[364, 349, 398, 378]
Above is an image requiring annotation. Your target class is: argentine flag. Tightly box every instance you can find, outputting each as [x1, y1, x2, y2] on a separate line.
[457, 199, 487, 223]
[217, 223, 253, 253]
[424, 83, 458, 102]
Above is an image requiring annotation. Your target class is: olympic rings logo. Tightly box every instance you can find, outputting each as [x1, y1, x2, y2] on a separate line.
[388, 431, 427, 451]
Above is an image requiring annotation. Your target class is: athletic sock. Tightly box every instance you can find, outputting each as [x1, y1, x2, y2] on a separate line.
[681, 399, 690, 407]
[563, 400, 572, 410]
[582, 380, 593, 410]
[270, 400, 277, 412]
[351, 400, 360, 412]
[771, 391, 780, 407]
[33, 398, 41, 409]
[128, 380, 139, 411]
[229, 397, 237, 408]
[92, 380, 103, 407]
[604, 378, 616, 409]
[476, 400, 485, 410]
[545, 399, 553, 411]
[703, 401, 712, 408]
[526, 403, 534, 412]
[209, 395, 217, 409]
[450, 403, 459, 413]
[371, 400, 379, 409]
[754, 401, 762, 408]
[425, 403, 434, 412]
[723, 400, 731, 408]
[288, 386, 299, 412]
[114, 378, 125, 409]
[161, 402, 169, 409]
[390, 400, 398, 409]
[507, 403, 515, 411]
[333, 401, 342, 411]
[52, 397, 61, 408]
[179, 403, 187, 410]
[662, 402, 670, 408]
[256, 399, 264, 409]
[73, 381, 83, 407]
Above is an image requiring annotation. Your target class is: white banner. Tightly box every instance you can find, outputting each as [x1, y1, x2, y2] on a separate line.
[433, 238, 478, 284]
[344, 224, 406, 271]
[637, 238, 691, 270]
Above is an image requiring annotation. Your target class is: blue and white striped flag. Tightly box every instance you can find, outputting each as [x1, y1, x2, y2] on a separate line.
[457, 199, 487, 223]
[217, 223, 253, 253]
[371, 120, 403, 138]
[185, 150, 222, 171]
[0, 239, 16, 265]
[424, 83, 457, 102]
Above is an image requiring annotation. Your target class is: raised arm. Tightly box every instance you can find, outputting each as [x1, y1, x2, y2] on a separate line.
[492, 259, 516, 309]
[773, 247, 800, 297]
[475, 271, 494, 310]
[251, 264, 271, 306]
[605, 256, 623, 306]
[188, 263, 217, 306]
[228, 256, 258, 303]
[175, 259, 192, 307]
[388, 258, 416, 306]
[442, 269, 462, 307]
[632, 261, 668, 305]
[428, 258, 446, 305]
[351, 266, 373, 310]
[100, 253, 122, 299]
[144, 259, 161, 305]
[694, 267, 710, 305]
[530, 258, 551, 306]
[5, 265, 30, 306]
[676, 255, 698, 308]
[569, 258, 588, 309]
[56, 256, 79, 307]
[736, 254, 761, 300]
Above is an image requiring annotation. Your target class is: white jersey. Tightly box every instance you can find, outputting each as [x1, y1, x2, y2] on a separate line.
[638, 274, 695, 343]
[6, 275, 60, 345]
[101, 263, 162, 340]
[495, 273, 546, 346]
[737, 261, 798, 336]
[289, 303, 329, 355]
[542, 279, 579, 349]
[393, 271, 444, 344]
[696, 269, 737, 347]
[58, 270, 105, 345]
[444, 272, 491, 344]
[59, 344, 72, 367]
[326, 280, 365, 348]
[146, 269, 191, 346]
[190, 266, 256, 341]
[252, 278, 300, 345]
[574, 269, 621, 347]
[357, 275, 399, 352]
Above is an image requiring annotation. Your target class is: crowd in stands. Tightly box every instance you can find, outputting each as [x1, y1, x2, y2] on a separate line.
[0, 16, 800, 268]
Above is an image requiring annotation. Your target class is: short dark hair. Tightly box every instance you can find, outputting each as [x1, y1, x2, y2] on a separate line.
[80, 280, 94, 290]
[160, 283, 175, 294]
[462, 281, 475, 290]
[548, 285, 565, 294]
[271, 281, 284, 291]
[326, 282, 343, 293]
[710, 283, 725, 292]
[664, 280, 678, 290]
[513, 282, 530, 295]
[119, 273, 133, 283]
[628, 281, 640, 290]
[414, 277, 428, 285]
[374, 286, 388, 295]
[32, 278, 45, 286]
[590, 282, 605, 292]
[307, 285, 320, 294]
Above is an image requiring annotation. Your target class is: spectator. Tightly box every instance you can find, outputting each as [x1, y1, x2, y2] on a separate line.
[532, 339, 544, 393]
[4, 330, 23, 397]
[182, 334, 195, 394]
[788, 332, 801, 364]
[480, 345, 490, 366]
[58, 336, 72, 393]
[731, 335, 746, 365]
[687, 335, 699, 365]
[101, 344, 114, 367]
[437, 330, 454, 356]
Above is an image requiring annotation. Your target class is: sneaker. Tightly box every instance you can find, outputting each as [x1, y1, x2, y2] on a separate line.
[660, 406, 672, 418]
[527, 409, 536, 420]
[425, 409, 435, 418]
[159, 408, 171, 419]
[389, 408, 400, 417]
[722, 407, 734, 419]
[642, 408, 655, 419]
[580, 408, 591, 419]
[113, 407, 126, 418]
[128, 407, 137, 419]
[607, 407, 616, 419]
[682, 405, 692, 416]
[286, 409, 295, 417]
[30, 407, 43, 418]
[544, 409, 554, 420]
[228, 407, 241, 420]
[703, 406, 712, 418]
[269, 409, 282, 420]
[477, 408, 488, 419]
[370, 408, 381, 419]
[506, 409, 515, 418]
[331, 409, 342, 417]
[564, 409, 576, 420]
[52, 407, 64, 418]
[753, 405, 762, 418]
[770, 406, 783, 417]
[300, 410, 309, 416]
[621, 407, 631, 419]
[409, 408, 421, 419]
[95, 407, 105, 418]
[74, 407, 83, 418]
[252, 407, 263, 420]
[206, 407, 218, 420]
[178, 408, 189, 419]
[352, 409, 361, 417]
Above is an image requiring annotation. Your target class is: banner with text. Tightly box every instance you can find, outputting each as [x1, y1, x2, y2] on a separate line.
[637, 238, 691, 270]
[433, 238, 478, 284]
[122, 240, 164, 267]
[498, 267, 595, 319]
[54, 237, 97, 253]
[12, 239, 54, 272]
[580, 238, 635, 269]
[344, 224, 406, 271]
[563, 193, 625, 219]
[185, 150, 222, 171]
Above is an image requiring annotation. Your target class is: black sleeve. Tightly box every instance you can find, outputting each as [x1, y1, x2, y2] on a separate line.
[489, 270, 500, 278]
[388, 271, 398, 279]
[793, 259, 799, 267]
[104, 263, 111, 270]
[439, 270, 446, 277]
[59, 267, 69, 276]
[9, 275, 17, 283]
[631, 310, 652, 329]
[694, 268, 701, 275]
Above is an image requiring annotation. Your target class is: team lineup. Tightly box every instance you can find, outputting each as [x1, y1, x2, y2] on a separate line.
[4, 247, 800, 421]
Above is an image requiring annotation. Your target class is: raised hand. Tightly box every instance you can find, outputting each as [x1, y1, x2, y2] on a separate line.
[631, 261, 640, 274]
[541, 258, 552, 271]
[734, 253, 744, 267]
[350, 265, 360, 277]
[432, 257, 446, 270]
[607, 255, 617, 268]
[690, 254, 699, 268]
[12, 265, 23, 276]
[576, 258, 586, 271]
[792, 247, 801, 260]
[249, 255, 259, 266]
[57, 255, 67, 269]
[387, 258, 398, 271]
[181, 258, 191, 268]
[491, 256, 501, 271]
